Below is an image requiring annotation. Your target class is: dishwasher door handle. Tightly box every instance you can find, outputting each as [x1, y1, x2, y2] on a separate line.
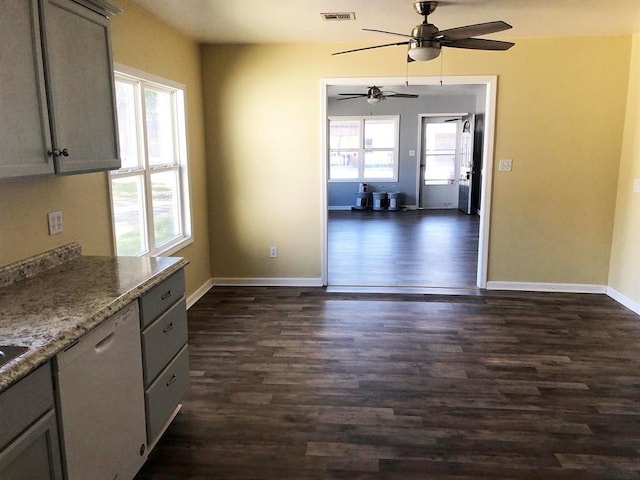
[94, 332, 115, 353]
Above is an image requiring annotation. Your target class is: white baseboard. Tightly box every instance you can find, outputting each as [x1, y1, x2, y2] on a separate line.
[186, 278, 213, 309]
[607, 287, 640, 315]
[212, 277, 324, 287]
[486, 281, 607, 294]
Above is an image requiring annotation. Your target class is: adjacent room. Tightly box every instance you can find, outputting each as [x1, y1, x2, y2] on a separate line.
[326, 82, 486, 289]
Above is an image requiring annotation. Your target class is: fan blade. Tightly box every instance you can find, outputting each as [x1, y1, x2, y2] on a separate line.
[384, 93, 419, 99]
[336, 96, 369, 101]
[338, 93, 368, 96]
[363, 28, 416, 39]
[443, 37, 514, 51]
[332, 41, 410, 56]
[436, 21, 512, 40]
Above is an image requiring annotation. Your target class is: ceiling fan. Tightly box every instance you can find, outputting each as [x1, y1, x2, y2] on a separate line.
[332, 1, 515, 62]
[337, 86, 419, 105]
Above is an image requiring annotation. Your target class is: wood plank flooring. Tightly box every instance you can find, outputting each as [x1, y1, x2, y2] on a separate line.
[135, 288, 640, 480]
[328, 209, 480, 288]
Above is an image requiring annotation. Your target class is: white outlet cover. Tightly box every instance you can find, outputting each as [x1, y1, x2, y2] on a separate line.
[48, 211, 63, 235]
[498, 159, 513, 172]
[408, 150, 416, 157]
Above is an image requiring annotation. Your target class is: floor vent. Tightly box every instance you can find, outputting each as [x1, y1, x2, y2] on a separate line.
[321, 12, 356, 21]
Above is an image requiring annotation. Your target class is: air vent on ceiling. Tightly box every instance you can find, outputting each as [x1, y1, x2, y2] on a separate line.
[321, 12, 356, 21]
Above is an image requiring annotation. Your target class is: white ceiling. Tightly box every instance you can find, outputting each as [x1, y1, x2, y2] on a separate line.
[129, 0, 640, 44]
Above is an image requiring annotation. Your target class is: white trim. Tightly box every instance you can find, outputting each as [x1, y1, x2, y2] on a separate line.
[213, 277, 323, 287]
[486, 281, 607, 294]
[607, 287, 640, 315]
[320, 76, 497, 289]
[186, 277, 214, 309]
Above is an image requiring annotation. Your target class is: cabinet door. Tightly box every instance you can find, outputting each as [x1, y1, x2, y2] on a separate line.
[0, 410, 63, 480]
[0, 0, 54, 178]
[42, 0, 120, 174]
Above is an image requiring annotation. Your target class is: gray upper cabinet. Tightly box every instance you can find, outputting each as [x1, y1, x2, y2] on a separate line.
[0, 1, 54, 178]
[0, 0, 120, 179]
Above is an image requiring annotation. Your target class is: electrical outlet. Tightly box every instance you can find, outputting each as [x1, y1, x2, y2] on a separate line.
[269, 246, 278, 258]
[498, 159, 512, 172]
[48, 211, 63, 235]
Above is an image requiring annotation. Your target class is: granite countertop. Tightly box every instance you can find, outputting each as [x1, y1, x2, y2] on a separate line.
[0, 243, 189, 393]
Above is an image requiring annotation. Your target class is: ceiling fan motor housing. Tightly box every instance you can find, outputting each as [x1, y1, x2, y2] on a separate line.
[409, 23, 441, 61]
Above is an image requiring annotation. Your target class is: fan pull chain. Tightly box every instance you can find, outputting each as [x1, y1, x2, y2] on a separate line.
[440, 49, 444, 86]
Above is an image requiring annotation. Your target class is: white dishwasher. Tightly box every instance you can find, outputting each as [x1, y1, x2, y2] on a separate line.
[55, 301, 147, 480]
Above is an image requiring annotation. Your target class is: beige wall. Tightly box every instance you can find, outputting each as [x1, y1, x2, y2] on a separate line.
[609, 34, 640, 303]
[0, 1, 211, 299]
[201, 38, 631, 285]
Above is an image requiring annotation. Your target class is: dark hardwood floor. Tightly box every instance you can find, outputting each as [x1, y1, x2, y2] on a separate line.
[136, 287, 640, 480]
[328, 209, 480, 288]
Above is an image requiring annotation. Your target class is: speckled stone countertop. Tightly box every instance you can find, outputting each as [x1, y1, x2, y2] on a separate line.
[0, 243, 189, 393]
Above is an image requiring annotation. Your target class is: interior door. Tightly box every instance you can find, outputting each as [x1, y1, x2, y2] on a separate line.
[457, 114, 475, 214]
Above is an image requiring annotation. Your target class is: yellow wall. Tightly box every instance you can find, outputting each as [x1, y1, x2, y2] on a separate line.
[0, 1, 211, 298]
[609, 34, 640, 303]
[201, 38, 631, 284]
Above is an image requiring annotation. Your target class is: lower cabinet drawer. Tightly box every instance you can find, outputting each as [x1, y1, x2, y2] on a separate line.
[145, 345, 189, 443]
[142, 298, 188, 386]
[0, 363, 54, 449]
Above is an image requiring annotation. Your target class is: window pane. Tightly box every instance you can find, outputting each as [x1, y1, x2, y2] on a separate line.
[112, 176, 146, 256]
[364, 150, 394, 179]
[115, 81, 139, 169]
[425, 123, 457, 152]
[145, 88, 175, 166]
[364, 119, 395, 149]
[425, 154, 456, 184]
[151, 170, 181, 246]
[329, 151, 359, 179]
[329, 120, 360, 149]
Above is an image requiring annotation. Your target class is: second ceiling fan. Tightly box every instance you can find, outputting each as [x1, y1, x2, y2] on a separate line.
[337, 86, 419, 105]
[333, 1, 515, 62]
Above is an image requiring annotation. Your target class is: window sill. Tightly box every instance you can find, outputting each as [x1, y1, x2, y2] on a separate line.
[151, 237, 193, 258]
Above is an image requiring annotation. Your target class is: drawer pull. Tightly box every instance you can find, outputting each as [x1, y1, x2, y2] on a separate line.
[161, 290, 172, 300]
[166, 374, 177, 387]
[163, 322, 174, 333]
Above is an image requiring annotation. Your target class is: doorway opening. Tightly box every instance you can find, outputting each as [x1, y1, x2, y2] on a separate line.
[321, 76, 497, 290]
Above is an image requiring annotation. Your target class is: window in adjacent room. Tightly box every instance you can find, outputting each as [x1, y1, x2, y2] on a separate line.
[328, 116, 399, 182]
[109, 68, 191, 257]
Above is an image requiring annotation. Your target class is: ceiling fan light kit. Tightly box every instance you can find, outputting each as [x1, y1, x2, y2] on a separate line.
[332, 1, 514, 62]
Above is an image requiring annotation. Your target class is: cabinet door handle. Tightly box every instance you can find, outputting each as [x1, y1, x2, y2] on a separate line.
[163, 322, 174, 333]
[161, 290, 172, 300]
[49, 148, 70, 157]
[166, 374, 177, 387]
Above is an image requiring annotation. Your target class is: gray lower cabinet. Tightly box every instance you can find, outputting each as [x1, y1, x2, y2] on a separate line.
[0, 0, 119, 179]
[0, 363, 63, 480]
[139, 269, 190, 445]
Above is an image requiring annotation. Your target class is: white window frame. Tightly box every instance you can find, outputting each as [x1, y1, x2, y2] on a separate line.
[328, 115, 400, 182]
[109, 65, 192, 257]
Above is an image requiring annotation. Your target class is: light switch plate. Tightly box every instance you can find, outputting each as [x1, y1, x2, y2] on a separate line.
[498, 159, 513, 172]
[634, 178, 640, 193]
